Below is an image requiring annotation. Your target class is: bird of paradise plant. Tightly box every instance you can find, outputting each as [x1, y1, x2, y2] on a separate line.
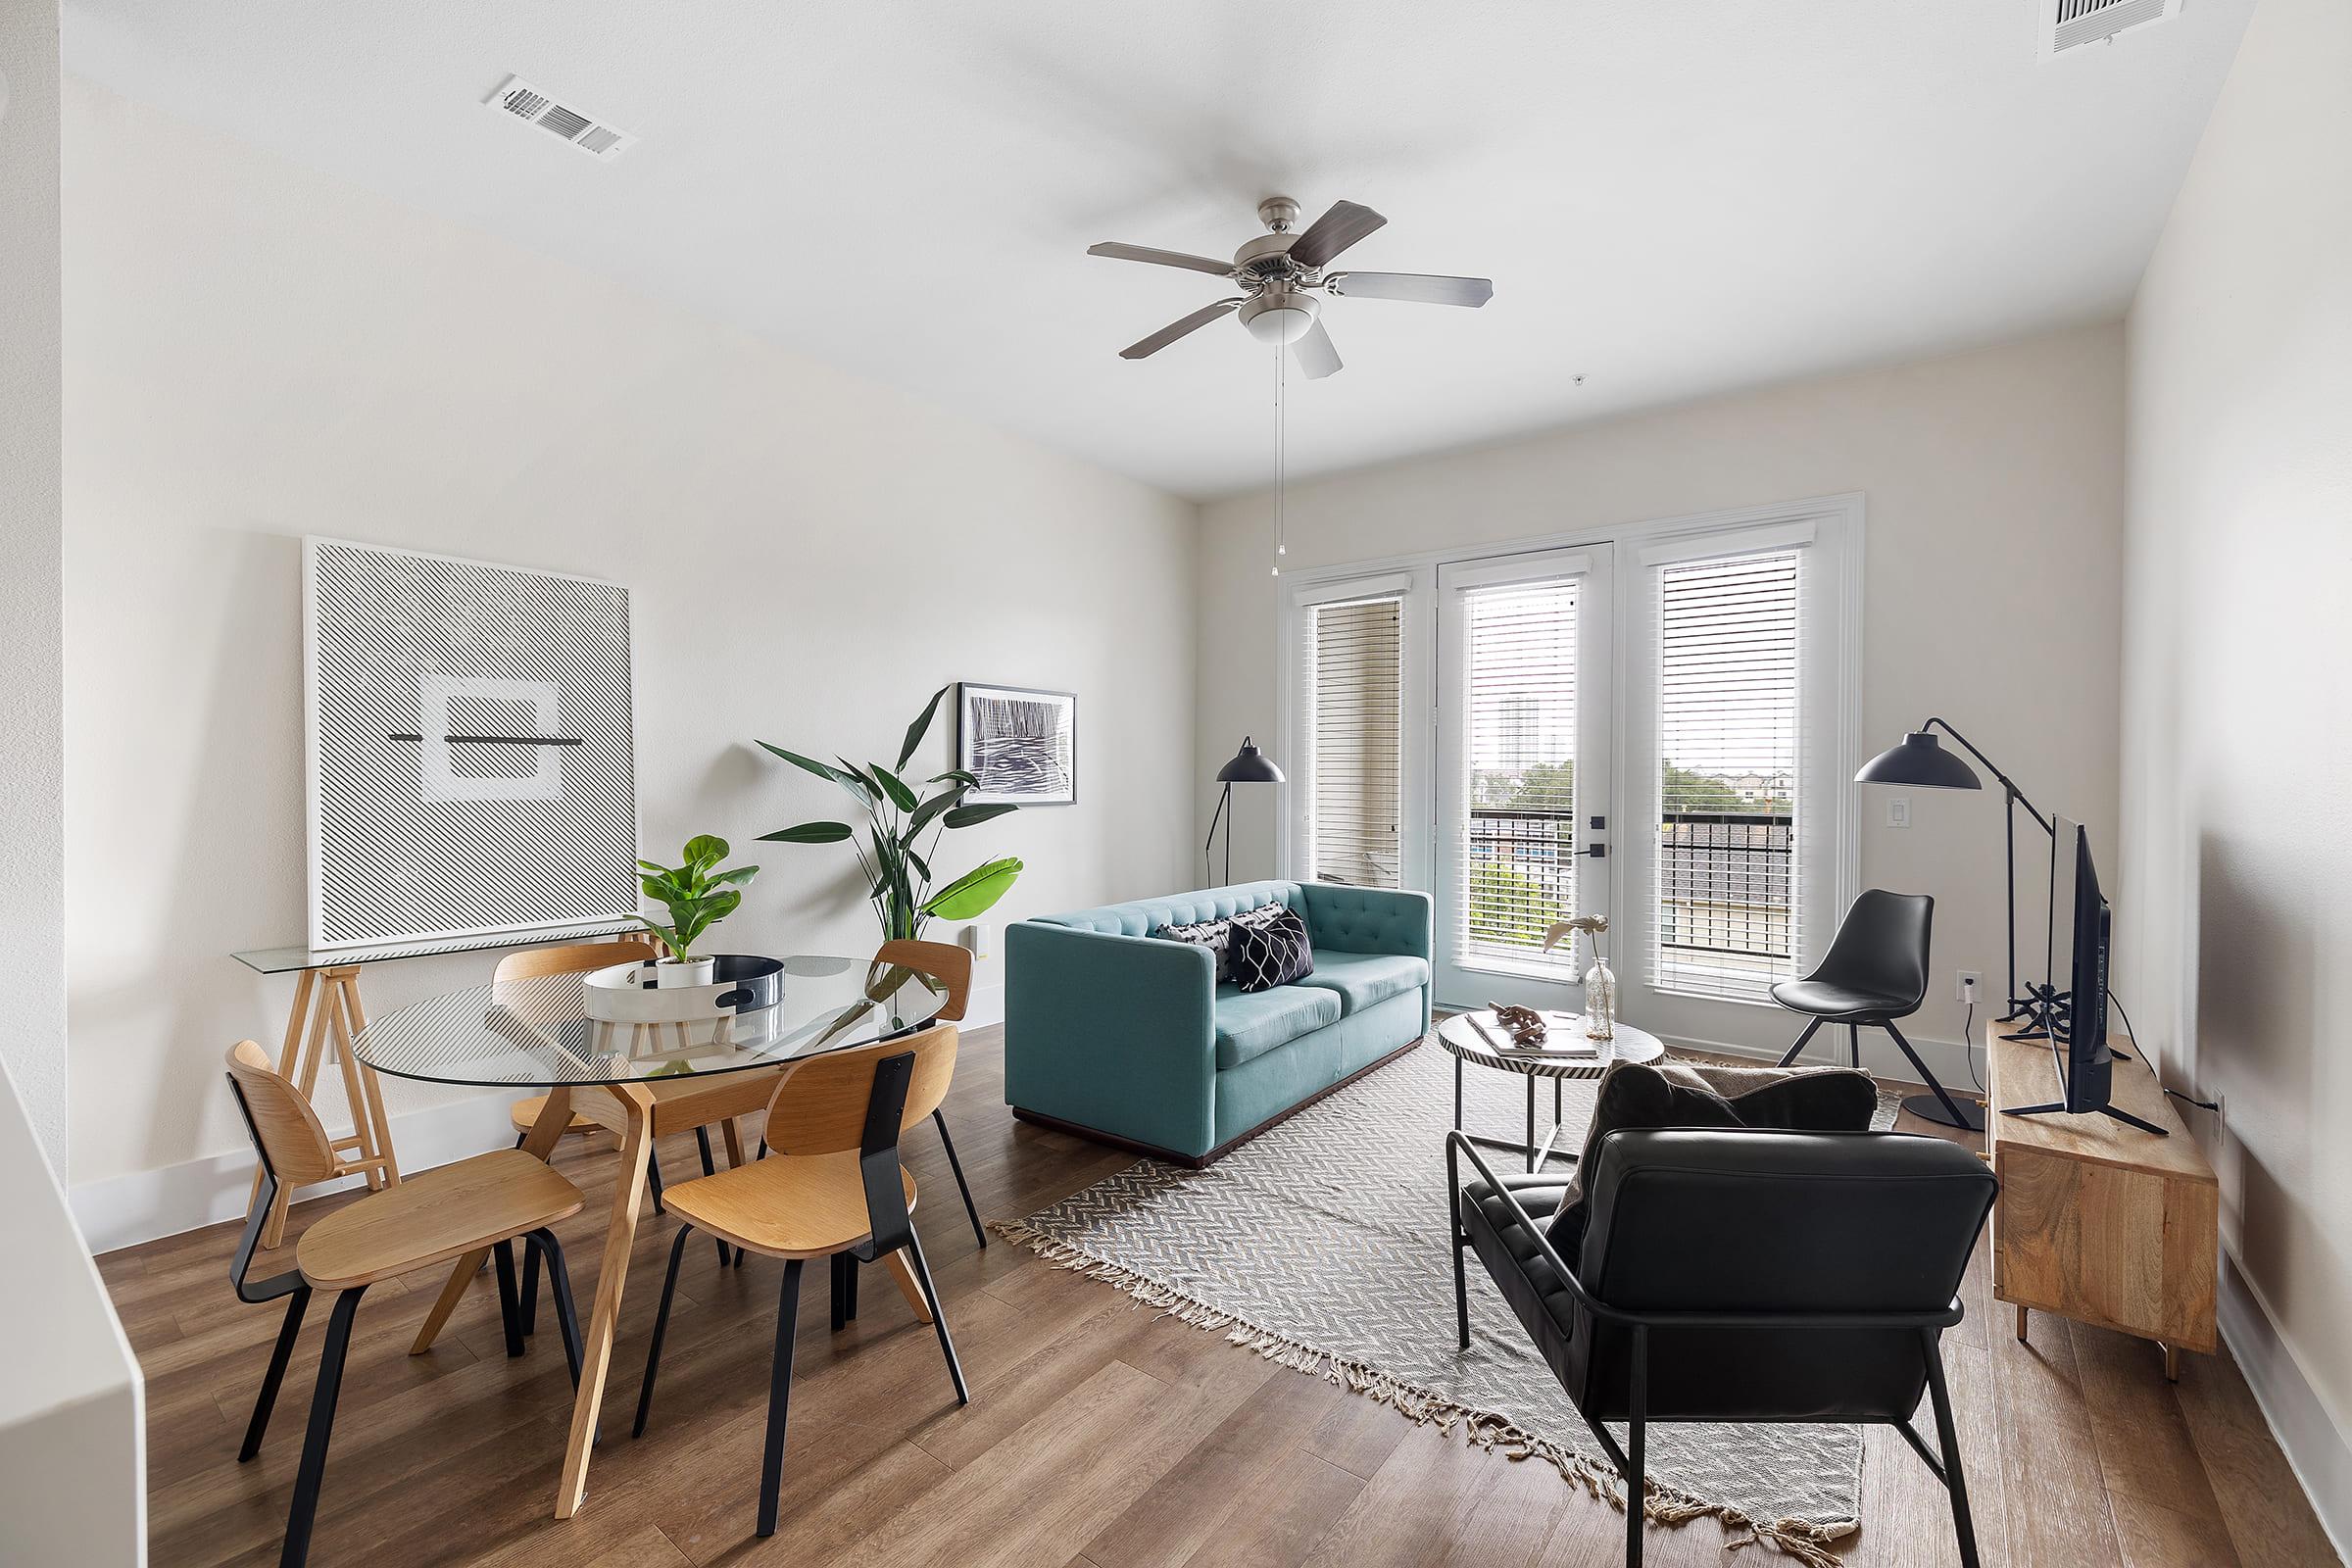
[758, 685, 1024, 941]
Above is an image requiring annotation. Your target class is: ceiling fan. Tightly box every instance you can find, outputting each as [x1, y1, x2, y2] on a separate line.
[1088, 196, 1494, 379]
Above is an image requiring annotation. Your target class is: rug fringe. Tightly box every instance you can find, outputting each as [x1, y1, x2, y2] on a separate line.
[991, 1218, 1860, 1568]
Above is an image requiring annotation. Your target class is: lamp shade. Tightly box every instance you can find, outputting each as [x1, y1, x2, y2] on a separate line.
[1855, 731, 1981, 790]
[1216, 736, 1286, 784]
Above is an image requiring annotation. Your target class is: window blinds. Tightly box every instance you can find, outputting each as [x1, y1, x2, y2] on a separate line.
[1653, 550, 1801, 1002]
[1458, 579, 1578, 969]
[1304, 596, 1402, 889]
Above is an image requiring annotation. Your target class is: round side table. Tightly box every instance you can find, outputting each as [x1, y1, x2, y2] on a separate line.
[1437, 1010, 1665, 1172]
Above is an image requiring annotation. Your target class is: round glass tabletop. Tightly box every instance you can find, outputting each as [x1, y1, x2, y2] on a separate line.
[351, 954, 950, 1088]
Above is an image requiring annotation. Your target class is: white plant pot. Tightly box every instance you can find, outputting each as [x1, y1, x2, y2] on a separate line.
[655, 956, 715, 988]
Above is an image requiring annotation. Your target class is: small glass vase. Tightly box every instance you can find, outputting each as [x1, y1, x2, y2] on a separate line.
[1582, 940, 1616, 1042]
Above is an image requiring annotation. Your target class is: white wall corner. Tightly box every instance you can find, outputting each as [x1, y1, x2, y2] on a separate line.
[2217, 1254, 2352, 1564]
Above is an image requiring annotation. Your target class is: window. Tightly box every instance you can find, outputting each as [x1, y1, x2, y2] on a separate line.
[1301, 594, 1402, 887]
[1459, 576, 1579, 968]
[1653, 550, 1801, 1002]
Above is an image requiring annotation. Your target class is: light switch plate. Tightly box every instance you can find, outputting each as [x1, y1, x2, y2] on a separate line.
[1887, 797, 1911, 829]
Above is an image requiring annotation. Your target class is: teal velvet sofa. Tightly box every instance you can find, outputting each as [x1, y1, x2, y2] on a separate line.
[1004, 880, 1433, 1165]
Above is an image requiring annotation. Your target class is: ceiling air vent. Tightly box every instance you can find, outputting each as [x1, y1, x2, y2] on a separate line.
[2037, 0, 2181, 60]
[485, 74, 636, 161]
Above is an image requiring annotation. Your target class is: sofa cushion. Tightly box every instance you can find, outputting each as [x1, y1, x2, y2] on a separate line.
[1293, 951, 1430, 1015]
[1232, 906, 1314, 993]
[1213, 984, 1341, 1069]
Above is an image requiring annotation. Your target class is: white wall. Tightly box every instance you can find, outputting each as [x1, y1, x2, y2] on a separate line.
[1198, 324, 2127, 1065]
[0, 1059, 142, 1566]
[2121, 0, 2352, 1544]
[1, 0, 68, 1167]
[63, 81, 1197, 1202]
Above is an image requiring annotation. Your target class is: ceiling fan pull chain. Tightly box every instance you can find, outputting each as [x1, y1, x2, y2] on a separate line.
[1272, 338, 1287, 577]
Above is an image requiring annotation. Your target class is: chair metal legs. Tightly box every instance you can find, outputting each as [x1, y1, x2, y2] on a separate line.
[1920, 1329, 1982, 1568]
[1625, 1324, 1648, 1568]
[634, 1226, 695, 1440]
[493, 1240, 526, 1358]
[525, 1229, 584, 1390]
[280, 1285, 367, 1568]
[1446, 1138, 1472, 1351]
[696, 1128, 736, 1268]
[932, 1108, 987, 1250]
[238, 1286, 312, 1462]
[757, 1259, 806, 1538]
[830, 1250, 858, 1332]
[1775, 1016, 1825, 1067]
[519, 1238, 542, 1338]
[903, 1230, 968, 1406]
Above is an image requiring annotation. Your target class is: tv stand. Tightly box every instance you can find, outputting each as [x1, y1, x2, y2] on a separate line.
[1986, 1019, 2217, 1380]
[2001, 1100, 2168, 1137]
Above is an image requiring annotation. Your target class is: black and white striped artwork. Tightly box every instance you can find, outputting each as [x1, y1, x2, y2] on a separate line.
[956, 683, 1076, 806]
[306, 539, 636, 949]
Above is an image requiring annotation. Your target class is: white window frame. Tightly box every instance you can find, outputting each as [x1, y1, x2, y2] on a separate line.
[1277, 494, 1862, 1054]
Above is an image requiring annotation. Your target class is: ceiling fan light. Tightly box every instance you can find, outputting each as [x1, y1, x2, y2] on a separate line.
[1239, 291, 1318, 346]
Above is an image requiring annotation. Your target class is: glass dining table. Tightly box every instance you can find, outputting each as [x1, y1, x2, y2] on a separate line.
[349, 952, 950, 1520]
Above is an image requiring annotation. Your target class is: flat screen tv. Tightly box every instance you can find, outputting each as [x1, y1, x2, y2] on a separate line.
[2007, 817, 2165, 1135]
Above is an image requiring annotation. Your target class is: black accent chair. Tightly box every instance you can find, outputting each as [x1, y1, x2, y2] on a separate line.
[1449, 1126, 1996, 1568]
[1772, 890, 1977, 1129]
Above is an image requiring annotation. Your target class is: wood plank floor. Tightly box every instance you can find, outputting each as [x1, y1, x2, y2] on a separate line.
[101, 1029, 2338, 1568]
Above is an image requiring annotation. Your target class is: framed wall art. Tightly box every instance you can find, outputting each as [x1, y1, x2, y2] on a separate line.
[305, 537, 638, 949]
[956, 682, 1076, 807]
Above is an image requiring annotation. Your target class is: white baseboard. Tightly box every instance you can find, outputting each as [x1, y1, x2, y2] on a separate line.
[75, 986, 1008, 1257]
[2218, 1253, 2352, 1564]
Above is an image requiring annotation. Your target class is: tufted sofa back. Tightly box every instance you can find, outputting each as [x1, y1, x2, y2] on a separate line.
[1031, 880, 1301, 939]
[1299, 883, 1432, 956]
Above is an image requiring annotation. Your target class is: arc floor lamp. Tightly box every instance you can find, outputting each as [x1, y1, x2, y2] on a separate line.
[1204, 737, 1284, 886]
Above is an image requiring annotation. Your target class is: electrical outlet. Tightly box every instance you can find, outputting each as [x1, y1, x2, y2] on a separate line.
[1887, 797, 1911, 829]
[1957, 970, 1982, 1004]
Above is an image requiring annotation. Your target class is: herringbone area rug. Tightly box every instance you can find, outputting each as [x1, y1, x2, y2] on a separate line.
[996, 1041, 1902, 1568]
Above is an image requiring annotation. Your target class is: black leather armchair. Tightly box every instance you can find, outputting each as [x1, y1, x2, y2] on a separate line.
[1449, 1126, 1996, 1567]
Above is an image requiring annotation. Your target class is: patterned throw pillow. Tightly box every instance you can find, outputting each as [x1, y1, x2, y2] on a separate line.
[1155, 903, 1289, 984]
[1231, 905, 1314, 993]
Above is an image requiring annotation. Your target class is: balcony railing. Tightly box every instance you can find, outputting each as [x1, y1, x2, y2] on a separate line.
[1462, 807, 1794, 970]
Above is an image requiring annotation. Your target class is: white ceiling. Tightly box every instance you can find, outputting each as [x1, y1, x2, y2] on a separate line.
[65, 1, 2250, 501]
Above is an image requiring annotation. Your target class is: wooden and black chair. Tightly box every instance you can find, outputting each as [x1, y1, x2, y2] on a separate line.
[224, 1042, 588, 1568]
[634, 1024, 969, 1537]
[1772, 889, 1978, 1129]
[868, 939, 987, 1250]
[1449, 1125, 1996, 1568]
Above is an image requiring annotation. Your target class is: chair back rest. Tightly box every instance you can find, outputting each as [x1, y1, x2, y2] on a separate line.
[1809, 890, 1933, 1008]
[1579, 1128, 1993, 1315]
[223, 1041, 341, 1186]
[761, 1024, 959, 1155]
[494, 938, 658, 992]
[870, 939, 972, 1022]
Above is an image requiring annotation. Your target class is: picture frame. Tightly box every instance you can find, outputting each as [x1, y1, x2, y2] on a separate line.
[956, 682, 1076, 806]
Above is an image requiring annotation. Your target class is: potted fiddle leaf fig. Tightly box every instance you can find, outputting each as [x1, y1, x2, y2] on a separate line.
[758, 684, 1025, 942]
[636, 835, 760, 987]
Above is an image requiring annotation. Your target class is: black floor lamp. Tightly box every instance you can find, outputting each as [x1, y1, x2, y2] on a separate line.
[1204, 737, 1284, 886]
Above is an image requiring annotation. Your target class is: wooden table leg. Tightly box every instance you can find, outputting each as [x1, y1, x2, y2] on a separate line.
[322, 969, 392, 1193]
[2015, 1303, 2030, 1343]
[249, 970, 318, 1245]
[720, 1116, 747, 1169]
[2162, 1342, 2180, 1382]
[885, 1250, 934, 1325]
[264, 984, 342, 1248]
[334, 971, 400, 1186]
[557, 1081, 655, 1519]
[412, 1086, 577, 1355]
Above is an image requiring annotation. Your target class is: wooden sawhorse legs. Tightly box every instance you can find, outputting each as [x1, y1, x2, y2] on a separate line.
[247, 965, 401, 1247]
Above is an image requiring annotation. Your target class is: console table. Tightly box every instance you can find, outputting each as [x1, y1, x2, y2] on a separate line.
[1986, 1018, 2218, 1379]
[230, 920, 642, 1247]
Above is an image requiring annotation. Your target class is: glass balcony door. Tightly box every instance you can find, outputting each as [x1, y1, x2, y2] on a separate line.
[1433, 545, 1614, 1012]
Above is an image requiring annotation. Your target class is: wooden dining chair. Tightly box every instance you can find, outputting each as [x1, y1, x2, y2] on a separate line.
[494, 935, 740, 1290]
[633, 1025, 970, 1537]
[224, 1042, 588, 1568]
[498, 938, 658, 1148]
[867, 939, 987, 1250]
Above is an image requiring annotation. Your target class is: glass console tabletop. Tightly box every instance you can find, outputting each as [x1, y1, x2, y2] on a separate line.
[231, 919, 647, 975]
[350, 954, 950, 1088]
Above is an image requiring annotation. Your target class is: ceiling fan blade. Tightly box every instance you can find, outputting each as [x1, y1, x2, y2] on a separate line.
[1087, 241, 1237, 277]
[1285, 201, 1386, 270]
[1119, 298, 1243, 360]
[1293, 318, 1343, 380]
[1327, 270, 1494, 308]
